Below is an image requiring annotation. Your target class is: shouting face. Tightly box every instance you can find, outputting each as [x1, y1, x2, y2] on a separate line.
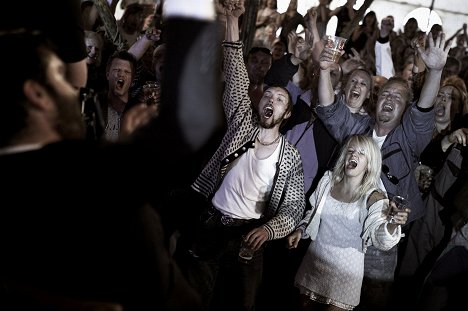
[344, 143, 368, 179]
[434, 85, 461, 128]
[257, 87, 291, 129]
[375, 81, 409, 128]
[344, 70, 371, 113]
[107, 58, 133, 98]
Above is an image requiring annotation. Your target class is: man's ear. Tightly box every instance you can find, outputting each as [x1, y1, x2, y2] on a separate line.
[23, 80, 53, 111]
[284, 109, 292, 120]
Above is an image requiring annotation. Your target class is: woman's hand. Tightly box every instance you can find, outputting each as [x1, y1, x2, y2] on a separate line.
[286, 228, 303, 249]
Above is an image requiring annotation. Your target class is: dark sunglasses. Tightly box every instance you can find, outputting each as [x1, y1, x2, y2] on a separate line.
[382, 164, 399, 185]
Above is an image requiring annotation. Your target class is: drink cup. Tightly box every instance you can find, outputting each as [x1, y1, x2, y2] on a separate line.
[238, 236, 255, 263]
[323, 35, 347, 63]
[142, 81, 161, 106]
[388, 194, 409, 223]
[417, 165, 433, 193]
[392, 195, 409, 211]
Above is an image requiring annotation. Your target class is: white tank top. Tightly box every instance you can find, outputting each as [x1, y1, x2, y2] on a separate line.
[375, 40, 395, 79]
[212, 145, 280, 219]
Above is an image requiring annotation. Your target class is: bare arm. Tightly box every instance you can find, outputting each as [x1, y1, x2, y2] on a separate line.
[128, 28, 161, 60]
[463, 23, 468, 48]
[417, 32, 451, 109]
[318, 49, 340, 107]
[225, 14, 240, 42]
[255, 9, 267, 27]
[215, 0, 244, 42]
[329, 6, 342, 17]
[305, 7, 324, 63]
[82, 3, 100, 31]
[445, 28, 461, 48]
[93, 0, 128, 50]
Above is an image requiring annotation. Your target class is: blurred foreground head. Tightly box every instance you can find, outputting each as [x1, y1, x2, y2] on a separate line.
[0, 29, 84, 148]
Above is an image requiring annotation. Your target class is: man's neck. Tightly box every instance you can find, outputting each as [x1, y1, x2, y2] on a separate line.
[107, 92, 128, 114]
[374, 122, 395, 137]
[380, 28, 390, 38]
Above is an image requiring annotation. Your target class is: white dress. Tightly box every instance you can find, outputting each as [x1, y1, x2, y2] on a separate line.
[295, 193, 366, 309]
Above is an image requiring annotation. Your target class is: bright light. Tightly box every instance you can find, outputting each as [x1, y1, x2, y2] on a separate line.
[404, 8, 443, 33]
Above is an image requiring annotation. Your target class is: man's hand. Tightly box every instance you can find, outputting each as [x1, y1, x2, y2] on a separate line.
[418, 32, 451, 71]
[244, 226, 269, 251]
[215, 0, 245, 18]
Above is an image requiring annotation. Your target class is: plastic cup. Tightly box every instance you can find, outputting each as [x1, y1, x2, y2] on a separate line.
[238, 236, 255, 263]
[323, 35, 347, 63]
[142, 81, 161, 106]
[417, 165, 434, 193]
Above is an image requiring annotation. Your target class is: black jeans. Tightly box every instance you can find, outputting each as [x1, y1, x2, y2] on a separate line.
[178, 207, 264, 311]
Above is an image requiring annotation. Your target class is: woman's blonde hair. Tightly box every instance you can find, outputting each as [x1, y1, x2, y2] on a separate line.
[331, 135, 382, 200]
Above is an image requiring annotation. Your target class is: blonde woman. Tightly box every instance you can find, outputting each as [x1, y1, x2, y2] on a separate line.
[287, 135, 410, 310]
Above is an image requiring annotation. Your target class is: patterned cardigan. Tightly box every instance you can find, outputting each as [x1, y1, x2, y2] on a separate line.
[192, 41, 306, 240]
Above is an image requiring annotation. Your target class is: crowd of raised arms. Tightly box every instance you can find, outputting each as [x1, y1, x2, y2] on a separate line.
[0, 0, 467, 310]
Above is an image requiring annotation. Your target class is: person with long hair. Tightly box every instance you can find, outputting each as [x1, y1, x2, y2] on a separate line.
[287, 135, 410, 310]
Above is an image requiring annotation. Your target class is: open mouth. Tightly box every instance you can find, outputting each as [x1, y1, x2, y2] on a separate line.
[382, 103, 394, 112]
[347, 159, 358, 169]
[350, 90, 360, 100]
[263, 104, 274, 118]
[434, 105, 445, 116]
[116, 79, 125, 88]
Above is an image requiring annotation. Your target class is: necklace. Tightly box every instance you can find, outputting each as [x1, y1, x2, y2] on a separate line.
[256, 135, 280, 146]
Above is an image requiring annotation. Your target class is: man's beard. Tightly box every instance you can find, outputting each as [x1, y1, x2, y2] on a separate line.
[53, 91, 86, 140]
[259, 111, 285, 129]
[377, 113, 391, 123]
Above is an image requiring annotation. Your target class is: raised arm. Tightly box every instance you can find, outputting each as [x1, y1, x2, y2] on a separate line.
[318, 48, 341, 107]
[417, 32, 451, 109]
[305, 7, 324, 63]
[215, 0, 244, 42]
[127, 27, 161, 60]
[93, 0, 128, 51]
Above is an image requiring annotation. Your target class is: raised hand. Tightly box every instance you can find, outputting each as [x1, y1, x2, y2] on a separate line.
[417, 32, 451, 71]
[217, 0, 245, 18]
[287, 31, 299, 54]
[341, 47, 365, 75]
[305, 7, 318, 27]
[319, 48, 343, 70]
[304, 8, 317, 44]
